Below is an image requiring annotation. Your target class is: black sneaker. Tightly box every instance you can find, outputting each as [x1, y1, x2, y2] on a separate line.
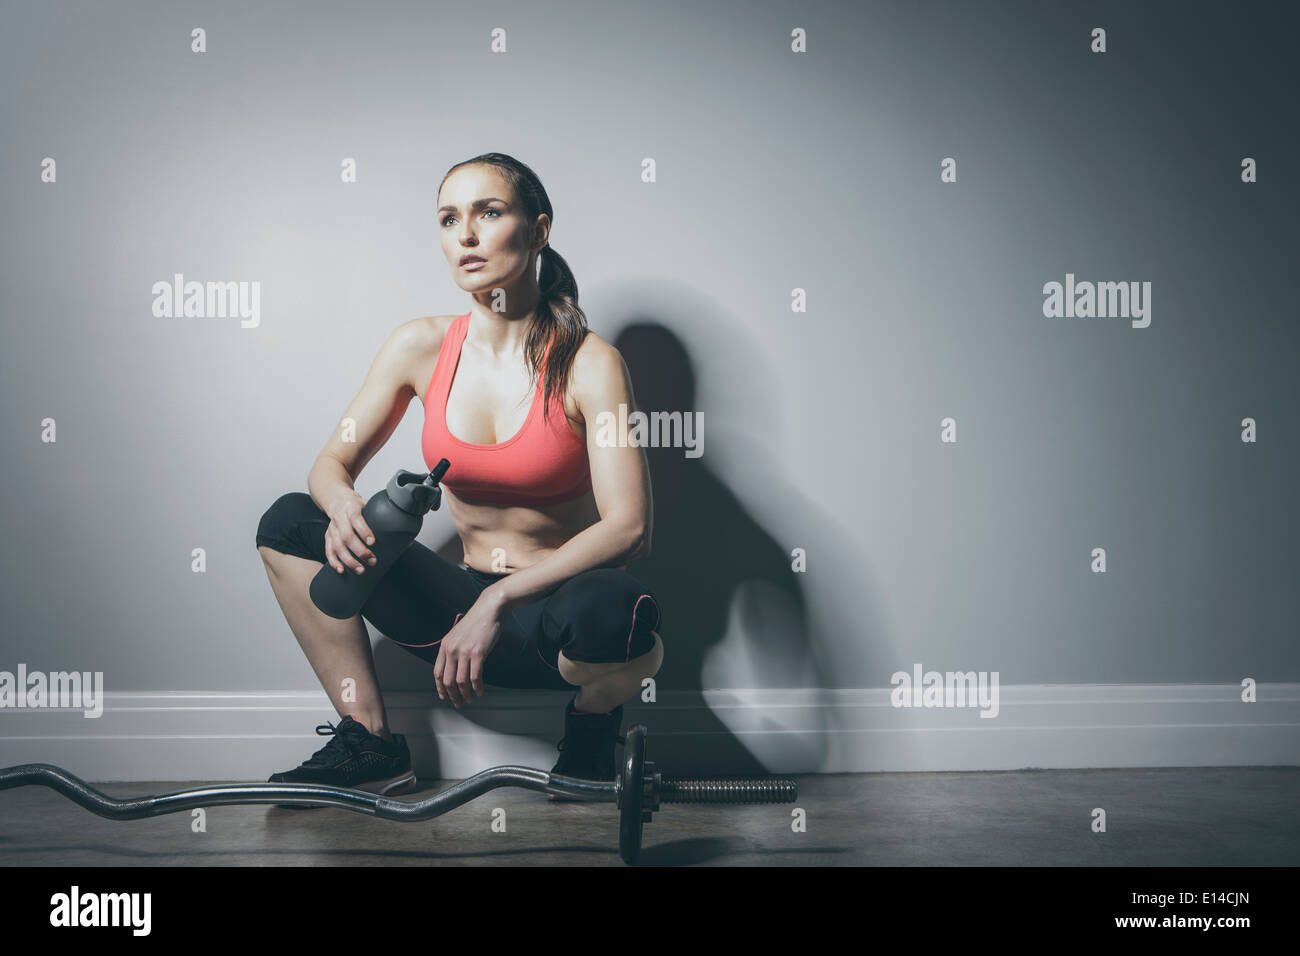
[547, 696, 625, 802]
[269, 715, 417, 809]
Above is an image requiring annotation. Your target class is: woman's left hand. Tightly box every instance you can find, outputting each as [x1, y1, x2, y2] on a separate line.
[433, 595, 504, 707]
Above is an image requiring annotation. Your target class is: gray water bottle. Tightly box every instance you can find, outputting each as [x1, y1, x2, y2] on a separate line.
[309, 459, 450, 619]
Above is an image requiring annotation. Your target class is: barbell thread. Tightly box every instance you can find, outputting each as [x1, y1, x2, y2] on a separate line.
[659, 778, 799, 804]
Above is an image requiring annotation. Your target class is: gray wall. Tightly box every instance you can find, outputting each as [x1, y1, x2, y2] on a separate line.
[1, 0, 1295, 709]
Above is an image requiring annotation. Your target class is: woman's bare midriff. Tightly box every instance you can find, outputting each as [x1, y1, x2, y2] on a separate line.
[443, 488, 611, 575]
[414, 314, 618, 576]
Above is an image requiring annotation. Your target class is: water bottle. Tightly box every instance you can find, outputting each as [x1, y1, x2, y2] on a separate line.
[309, 459, 450, 619]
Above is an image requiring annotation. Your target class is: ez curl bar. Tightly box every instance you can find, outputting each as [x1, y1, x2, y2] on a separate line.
[0, 724, 797, 865]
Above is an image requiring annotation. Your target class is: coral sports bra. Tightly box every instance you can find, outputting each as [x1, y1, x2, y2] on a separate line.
[421, 312, 593, 507]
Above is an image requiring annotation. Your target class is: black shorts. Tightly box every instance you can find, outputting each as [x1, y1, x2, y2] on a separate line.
[255, 492, 662, 690]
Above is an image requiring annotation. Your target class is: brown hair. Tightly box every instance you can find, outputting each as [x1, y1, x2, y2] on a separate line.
[439, 152, 588, 425]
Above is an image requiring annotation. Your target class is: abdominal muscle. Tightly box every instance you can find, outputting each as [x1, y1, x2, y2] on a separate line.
[445, 487, 615, 575]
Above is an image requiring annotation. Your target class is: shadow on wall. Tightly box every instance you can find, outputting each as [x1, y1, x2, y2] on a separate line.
[613, 320, 829, 772]
[370, 316, 832, 775]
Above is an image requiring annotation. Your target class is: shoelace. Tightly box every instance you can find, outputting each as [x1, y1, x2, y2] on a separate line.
[302, 721, 364, 768]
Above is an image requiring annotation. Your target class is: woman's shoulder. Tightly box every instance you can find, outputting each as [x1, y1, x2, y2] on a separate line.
[382, 315, 457, 397]
[568, 327, 632, 409]
[571, 327, 625, 374]
[391, 314, 459, 360]
[413, 313, 459, 343]
[571, 325, 617, 362]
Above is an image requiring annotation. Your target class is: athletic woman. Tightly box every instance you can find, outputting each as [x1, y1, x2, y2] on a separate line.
[255, 153, 663, 798]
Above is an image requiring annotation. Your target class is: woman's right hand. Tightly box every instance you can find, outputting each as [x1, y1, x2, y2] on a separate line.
[325, 492, 378, 575]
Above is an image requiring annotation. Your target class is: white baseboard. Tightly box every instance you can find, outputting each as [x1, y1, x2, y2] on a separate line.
[0, 684, 1295, 781]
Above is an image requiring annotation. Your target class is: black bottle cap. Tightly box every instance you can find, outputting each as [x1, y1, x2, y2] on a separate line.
[385, 459, 450, 516]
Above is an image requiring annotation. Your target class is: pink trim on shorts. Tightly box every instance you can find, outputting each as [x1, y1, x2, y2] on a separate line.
[625, 594, 659, 662]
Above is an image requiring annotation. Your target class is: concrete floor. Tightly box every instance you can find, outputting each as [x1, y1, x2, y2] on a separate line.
[0, 766, 1295, 866]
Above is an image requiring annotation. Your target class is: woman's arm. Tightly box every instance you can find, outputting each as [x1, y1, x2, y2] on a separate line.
[304, 318, 441, 571]
[306, 317, 438, 512]
[479, 336, 653, 617]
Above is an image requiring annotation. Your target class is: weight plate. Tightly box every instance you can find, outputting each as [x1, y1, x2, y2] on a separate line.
[618, 724, 647, 864]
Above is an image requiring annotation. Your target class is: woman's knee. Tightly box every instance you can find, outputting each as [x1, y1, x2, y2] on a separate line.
[545, 568, 662, 665]
[255, 492, 326, 563]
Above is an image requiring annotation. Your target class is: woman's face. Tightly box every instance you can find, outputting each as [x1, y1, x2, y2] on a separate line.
[437, 165, 543, 294]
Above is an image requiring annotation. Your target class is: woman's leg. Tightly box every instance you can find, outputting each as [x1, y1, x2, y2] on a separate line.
[256, 494, 520, 699]
[475, 567, 664, 785]
[541, 567, 665, 711]
[561, 632, 664, 714]
[258, 549, 396, 736]
[258, 493, 665, 761]
[256, 494, 394, 738]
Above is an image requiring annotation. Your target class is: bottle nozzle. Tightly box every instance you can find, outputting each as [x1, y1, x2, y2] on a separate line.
[386, 462, 451, 516]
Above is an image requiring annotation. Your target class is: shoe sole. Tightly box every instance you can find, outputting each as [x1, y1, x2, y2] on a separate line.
[272, 769, 418, 810]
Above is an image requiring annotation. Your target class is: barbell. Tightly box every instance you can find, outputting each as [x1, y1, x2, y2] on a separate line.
[0, 724, 797, 865]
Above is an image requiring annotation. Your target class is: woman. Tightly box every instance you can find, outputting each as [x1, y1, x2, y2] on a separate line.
[254, 153, 663, 799]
